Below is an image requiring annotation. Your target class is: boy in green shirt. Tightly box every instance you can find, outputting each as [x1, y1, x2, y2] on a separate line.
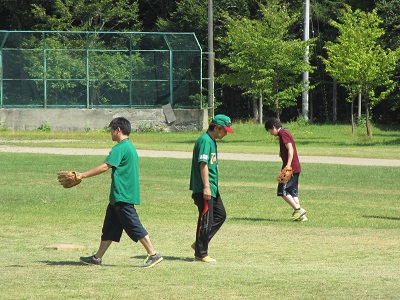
[78, 117, 163, 268]
[190, 114, 234, 262]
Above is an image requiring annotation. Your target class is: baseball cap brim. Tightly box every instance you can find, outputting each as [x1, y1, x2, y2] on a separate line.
[223, 126, 234, 133]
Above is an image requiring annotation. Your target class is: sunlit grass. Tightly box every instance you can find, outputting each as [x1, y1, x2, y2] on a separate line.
[0, 122, 399, 158]
[0, 153, 399, 299]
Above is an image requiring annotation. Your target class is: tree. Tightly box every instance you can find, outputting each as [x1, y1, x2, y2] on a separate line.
[156, 0, 253, 114]
[0, 0, 35, 30]
[322, 5, 399, 137]
[24, 0, 143, 106]
[375, 0, 400, 124]
[217, 0, 313, 119]
[31, 0, 141, 31]
[156, 0, 252, 47]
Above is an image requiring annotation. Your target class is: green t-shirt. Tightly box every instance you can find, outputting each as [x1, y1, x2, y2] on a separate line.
[189, 132, 218, 197]
[105, 139, 140, 205]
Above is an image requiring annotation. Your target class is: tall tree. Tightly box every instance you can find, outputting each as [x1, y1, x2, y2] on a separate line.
[0, 0, 35, 30]
[156, 0, 251, 47]
[375, 0, 400, 124]
[24, 0, 143, 106]
[322, 5, 399, 137]
[31, 0, 141, 31]
[217, 0, 313, 119]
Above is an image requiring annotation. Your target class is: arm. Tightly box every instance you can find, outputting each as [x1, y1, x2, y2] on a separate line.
[285, 143, 294, 168]
[80, 163, 111, 179]
[199, 162, 212, 200]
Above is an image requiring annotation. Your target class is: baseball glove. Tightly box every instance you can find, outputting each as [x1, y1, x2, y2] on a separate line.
[57, 171, 82, 188]
[277, 166, 293, 184]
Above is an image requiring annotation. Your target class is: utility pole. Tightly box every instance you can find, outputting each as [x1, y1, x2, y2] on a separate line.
[302, 0, 310, 121]
[208, 0, 214, 118]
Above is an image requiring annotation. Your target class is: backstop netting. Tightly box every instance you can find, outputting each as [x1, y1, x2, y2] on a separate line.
[0, 31, 203, 108]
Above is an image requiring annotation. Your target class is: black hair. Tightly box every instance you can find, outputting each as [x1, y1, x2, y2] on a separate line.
[208, 123, 218, 131]
[264, 117, 282, 131]
[109, 117, 131, 135]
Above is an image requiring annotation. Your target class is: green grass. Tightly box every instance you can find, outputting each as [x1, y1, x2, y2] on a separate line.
[0, 152, 399, 299]
[0, 122, 399, 159]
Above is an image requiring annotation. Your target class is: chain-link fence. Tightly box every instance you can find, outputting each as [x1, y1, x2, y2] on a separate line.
[0, 31, 203, 108]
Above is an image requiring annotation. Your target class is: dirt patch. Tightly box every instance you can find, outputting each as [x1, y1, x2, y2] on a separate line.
[45, 244, 86, 251]
[0, 145, 399, 166]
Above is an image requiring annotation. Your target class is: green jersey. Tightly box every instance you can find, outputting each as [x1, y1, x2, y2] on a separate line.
[105, 139, 140, 205]
[190, 132, 218, 197]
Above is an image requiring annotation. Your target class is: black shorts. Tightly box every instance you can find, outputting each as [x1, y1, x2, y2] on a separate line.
[101, 202, 148, 243]
[277, 173, 299, 197]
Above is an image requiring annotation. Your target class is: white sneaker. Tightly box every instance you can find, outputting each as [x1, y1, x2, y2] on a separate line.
[294, 215, 308, 222]
[291, 208, 306, 220]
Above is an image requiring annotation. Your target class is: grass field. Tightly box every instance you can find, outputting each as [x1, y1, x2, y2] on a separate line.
[0, 124, 399, 299]
[1, 122, 400, 159]
[0, 151, 399, 299]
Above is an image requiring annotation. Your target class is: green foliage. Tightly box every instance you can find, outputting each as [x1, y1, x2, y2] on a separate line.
[217, 0, 314, 115]
[321, 5, 399, 136]
[16, 1, 144, 106]
[156, 0, 252, 46]
[1, 0, 400, 123]
[289, 115, 310, 127]
[37, 121, 51, 132]
[31, 0, 141, 31]
[136, 123, 166, 133]
[20, 32, 146, 106]
[0, 121, 8, 131]
[376, 0, 400, 49]
[322, 5, 398, 106]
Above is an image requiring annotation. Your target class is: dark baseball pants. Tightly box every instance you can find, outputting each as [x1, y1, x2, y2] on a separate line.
[192, 192, 226, 258]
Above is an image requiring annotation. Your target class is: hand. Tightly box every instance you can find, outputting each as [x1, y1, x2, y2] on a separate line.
[203, 186, 212, 200]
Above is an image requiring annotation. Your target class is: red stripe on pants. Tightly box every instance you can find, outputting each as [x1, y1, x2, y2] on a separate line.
[197, 198, 209, 238]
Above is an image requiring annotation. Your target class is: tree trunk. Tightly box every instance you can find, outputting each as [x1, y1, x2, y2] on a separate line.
[365, 93, 372, 138]
[252, 97, 259, 121]
[309, 90, 313, 122]
[332, 79, 337, 123]
[259, 91, 263, 125]
[275, 99, 280, 119]
[351, 96, 355, 135]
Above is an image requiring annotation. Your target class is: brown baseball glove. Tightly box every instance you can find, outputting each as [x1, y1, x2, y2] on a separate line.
[277, 166, 293, 184]
[57, 171, 82, 188]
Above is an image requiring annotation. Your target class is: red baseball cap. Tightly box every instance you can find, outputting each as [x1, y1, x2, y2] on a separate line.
[212, 114, 234, 133]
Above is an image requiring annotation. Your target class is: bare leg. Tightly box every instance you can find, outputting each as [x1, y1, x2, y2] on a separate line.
[293, 196, 300, 208]
[139, 235, 156, 255]
[94, 240, 112, 259]
[282, 195, 300, 210]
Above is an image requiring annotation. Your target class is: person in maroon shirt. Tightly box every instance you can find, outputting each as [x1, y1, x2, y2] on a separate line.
[265, 118, 308, 221]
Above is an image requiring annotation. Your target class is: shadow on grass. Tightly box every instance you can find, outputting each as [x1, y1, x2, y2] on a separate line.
[40, 260, 119, 267]
[230, 217, 284, 223]
[363, 215, 400, 221]
[40, 260, 86, 266]
[131, 255, 193, 262]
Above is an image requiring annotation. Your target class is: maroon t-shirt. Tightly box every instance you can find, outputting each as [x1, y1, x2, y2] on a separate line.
[278, 128, 301, 174]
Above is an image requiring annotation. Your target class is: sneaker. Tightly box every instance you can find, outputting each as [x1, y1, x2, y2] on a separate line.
[291, 208, 306, 220]
[294, 215, 308, 222]
[194, 256, 217, 263]
[191, 242, 195, 250]
[138, 252, 163, 268]
[80, 255, 102, 265]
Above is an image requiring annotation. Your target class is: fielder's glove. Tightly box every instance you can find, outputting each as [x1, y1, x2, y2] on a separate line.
[57, 171, 82, 188]
[277, 166, 293, 184]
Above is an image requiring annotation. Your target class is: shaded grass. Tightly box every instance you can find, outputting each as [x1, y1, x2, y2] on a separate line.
[0, 153, 399, 299]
